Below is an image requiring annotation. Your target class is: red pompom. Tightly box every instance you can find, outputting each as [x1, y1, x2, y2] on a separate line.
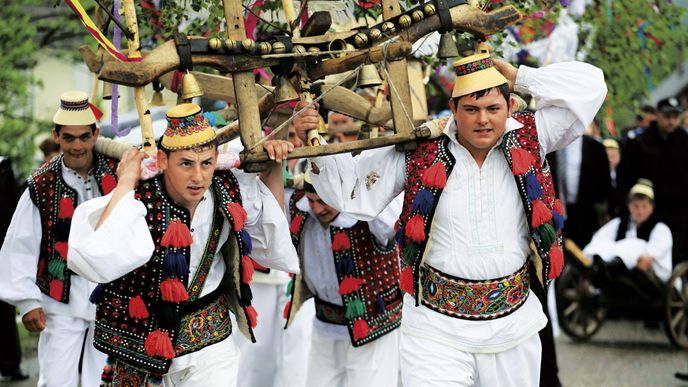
[531, 199, 553, 228]
[289, 214, 304, 235]
[144, 330, 176, 359]
[338, 276, 366, 295]
[49, 279, 64, 301]
[404, 214, 426, 243]
[353, 319, 370, 340]
[128, 295, 149, 319]
[58, 197, 75, 219]
[161, 219, 193, 248]
[421, 162, 448, 189]
[331, 231, 351, 251]
[283, 300, 292, 320]
[101, 174, 117, 195]
[227, 202, 248, 232]
[241, 255, 254, 284]
[548, 246, 564, 279]
[160, 278, 189, 303]
[553, 199, 564, 216]
[54, 241, 68, 260]
[251, 259, 269, 272]
[510, 148, 535, 175]
[399, 266, 415, 295]
[246, 305, 258, 328]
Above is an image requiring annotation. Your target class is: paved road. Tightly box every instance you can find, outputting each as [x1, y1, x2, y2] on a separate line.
[3, 319, 687, 386]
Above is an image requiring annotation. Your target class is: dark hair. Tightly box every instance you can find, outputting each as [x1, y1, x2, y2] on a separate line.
[54, 123, 97, 135]
[38, 138, 60, 157]
[158, 138, 219, 156]
[452, 83, 510, 108]
[628, 193, 654, 204]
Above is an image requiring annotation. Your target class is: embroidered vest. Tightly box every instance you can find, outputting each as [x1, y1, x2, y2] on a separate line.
[396, 111, 565, 305]
[92, 170, 259, 374]
[284, 191, 402, 347]
[27, 153, 118, 303]
[615, 214, 660, 242]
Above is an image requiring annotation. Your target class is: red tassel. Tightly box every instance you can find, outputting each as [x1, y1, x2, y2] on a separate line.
[144, 330, 176, 359]
[161, 219, 193, 248]
[553, 199, 564, 215]
[58, 197, 75, 219]
[252, 259, 268, 271]
[227, 202, 248, 232]
[283, 300, 291, 320]
[531, 199, 553, 228]
[289, 214, 304, 235]
[510, 148, 535, 175]
[353, 319, 370, 340]
[54, 241, 68, 260]
[89, 102, 104, 121]
[101, 174, 117, 195]
[160, 278, 189, 303]
[241, 255, 254, 284]
[129, 295, 149, 319]
[245, 305, 258, 328]
[421, 162, 447, 189]
[404, 214, 426, 242]
[49, 279, 64, 301]
[338, 276, 366, 295]
[399, 266, 415, 295]
[548, 246, 564, 279]
[331, 231, 351, 251]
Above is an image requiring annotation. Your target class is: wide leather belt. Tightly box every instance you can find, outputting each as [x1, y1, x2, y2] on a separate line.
[314, 297, 347, 325]
[175, 289, 232, 356]
[419, 263, 530, 320]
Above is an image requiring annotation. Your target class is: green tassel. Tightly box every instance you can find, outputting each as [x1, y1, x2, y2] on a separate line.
[47, 260, 66, 280]
[345, 298, 366, 319]
[402, 243, 420, 266]
[538, 223, 557, 251]
[285, 279, 294, 297]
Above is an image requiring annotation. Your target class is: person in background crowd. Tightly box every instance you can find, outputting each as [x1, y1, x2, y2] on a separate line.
[38, 138, 60, 164]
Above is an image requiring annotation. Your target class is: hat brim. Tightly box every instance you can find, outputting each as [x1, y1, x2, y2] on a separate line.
[658, 106, 683, 114]
[452, 67, 508, 98]
[53, 109, 97, 126]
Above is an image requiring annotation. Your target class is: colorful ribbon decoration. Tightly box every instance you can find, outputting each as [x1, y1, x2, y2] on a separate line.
[63, 0, 142, 62]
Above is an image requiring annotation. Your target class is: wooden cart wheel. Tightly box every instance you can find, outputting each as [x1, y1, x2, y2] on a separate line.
[664, 262, 688, 349]
[556, 263, 606, 341]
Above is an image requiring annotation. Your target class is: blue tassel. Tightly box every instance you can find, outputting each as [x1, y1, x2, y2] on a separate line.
[376, 295, 386, 314]
[163, 252, 189, 278]
[552, 210, 565, 231]
[412, 189, 434, 215]
[525, 173, 543, 202]
[203, 112, 216, 127]
[336, 253, 355, 275]
[240, 229, 253, 255]
[89, 284, 105, 304]
[394, 227, 405, 246]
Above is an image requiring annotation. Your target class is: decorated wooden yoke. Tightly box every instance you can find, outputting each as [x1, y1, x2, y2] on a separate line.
[283, 192, 403, 347]
[28, 153, 117, 303]
[396, 111, 565, 307]
[91, 170, 259, 375]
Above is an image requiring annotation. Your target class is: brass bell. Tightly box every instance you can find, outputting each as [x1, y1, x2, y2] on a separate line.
[272, 41, 287, 54]
[398, 15, 412, 29]
[209, 37, 223, 51]
[354, 33, 369, 48]
[180, 71, 203, 100]
[369, 29, 382, 42]
[381, 22, 396, 35]
[274, 76, 299, 104]
[438, 32, 459, 60]
[241, 39, 256, 52]
[150, 79, 165, 106]
[328, 39, 348, 58]
[102, 81, 114, 100]
[258, 42, 272, 55]
[225, 39, 237, 51]
[307, 46, 321, 54]
[357, 64, 383, 88]
[411, 10, 425, 23]
[293, 45, 306, 54]
[423, 3, 437, 16]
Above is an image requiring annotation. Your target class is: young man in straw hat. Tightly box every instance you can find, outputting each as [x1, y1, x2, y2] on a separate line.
[67, 102, 299, 387]
[0, 90, 113, 387]
[294, 50, 606, 385]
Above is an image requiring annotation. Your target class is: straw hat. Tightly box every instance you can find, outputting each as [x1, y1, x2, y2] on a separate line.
[451, 53, 508, 98]
[602, 138, 619, 149]
[629, 178, 654, 200]
[53, 90, 99, 126]
[160, 103, 216, 151]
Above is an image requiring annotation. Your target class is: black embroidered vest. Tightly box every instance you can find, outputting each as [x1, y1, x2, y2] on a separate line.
[396, 112, 565, 305]
[27, 153, 118, 303]
[284, 191, 402, 347]
[615, 214, 660, 242]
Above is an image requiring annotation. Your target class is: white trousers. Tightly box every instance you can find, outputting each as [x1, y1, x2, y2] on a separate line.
[164, 335, 239, 387]
[37, 314, 106, 387]
[306, 329, 399, 387]
[400, 331, 541, 387]
[235, 282, 314, 387]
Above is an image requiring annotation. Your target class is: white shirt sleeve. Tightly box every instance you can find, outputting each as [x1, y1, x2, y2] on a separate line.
[0, 190, 43, 317]
[68, 191, 155, 283]
[235, 170, 300, 274]
[514, 62, 607, 155]
[368, 193, 403, 245]
[583, 217, 622, 262]
[646, 222, 673, 283]
[309, 145, 406, 221]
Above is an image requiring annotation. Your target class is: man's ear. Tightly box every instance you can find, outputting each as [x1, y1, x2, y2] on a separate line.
[448, 98, 457, 115]
[52, 128, 59, 143]
[157, 149, 168, 171]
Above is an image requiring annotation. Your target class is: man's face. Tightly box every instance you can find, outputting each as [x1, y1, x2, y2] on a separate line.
[288, 124, 304, 149]
[450, 89, 509, 157]
[606, 148, 620, 170]
[656, 111, 681, 135]
[52, 125, 98, 174]
[158, 147, 217, 210]
[306, 191, 339, 225]
[328, 112, 355, 134]
[628, 197, 654, 225]
[640, 112, 656, 128]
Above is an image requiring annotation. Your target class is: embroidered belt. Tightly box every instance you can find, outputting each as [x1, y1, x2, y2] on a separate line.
[419, 263, 530, 320]
[314, 297, 347, 325]
[175, 289, 232, 357]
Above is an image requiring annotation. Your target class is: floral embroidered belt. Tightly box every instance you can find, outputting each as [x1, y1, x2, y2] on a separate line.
[314, 297, 347, 325]
[175, 289, 232, 357]
[419, 263, 530, 320]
